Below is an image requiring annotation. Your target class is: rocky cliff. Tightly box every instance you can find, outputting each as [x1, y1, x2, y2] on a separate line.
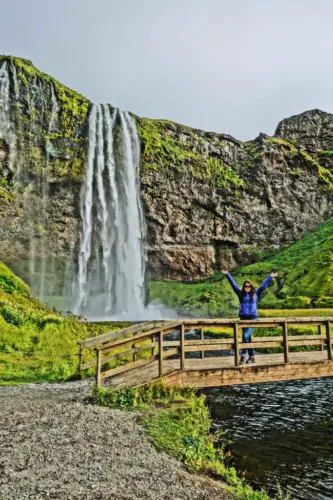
[0, 56, 333, 297]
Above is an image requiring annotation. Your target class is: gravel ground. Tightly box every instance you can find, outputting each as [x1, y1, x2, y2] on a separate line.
[0, 381, 231, 500]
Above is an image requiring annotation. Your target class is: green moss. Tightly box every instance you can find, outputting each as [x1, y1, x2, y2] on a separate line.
[266, 137, 298, 155]
[0, 55, 89, 181]
[135, 116, 242, 188]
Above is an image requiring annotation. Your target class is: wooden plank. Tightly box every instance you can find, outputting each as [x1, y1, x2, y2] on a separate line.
[159, 331, 163, 377]
[185, 343, 234, 352]
[283, 321, 289, 363]
[239, 341, 283, 349]
[318, 325, 324, 351]
[234, 323, 239, 366]
[184, 317, 333, 327]
[96, 349, 102, 387]
[80, 359, 97, 370]
[164, 348, 180, 358]
[180, 324, 185, 370]
[326, 320, 333, 361]
[239, 322, 284, 328]
[184, 323, 235, 331]
[200, 328, 204, 359]
[101, 355, 159, 379]
[288, 339, 326, 347]
[79, 345, 83, 374]
[101, 343, 155, 365]
[79, 321, 155, 347]
[96, 320, 183, 352]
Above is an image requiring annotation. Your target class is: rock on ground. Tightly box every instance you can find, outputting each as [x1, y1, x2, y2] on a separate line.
[0, 381, 231, 500]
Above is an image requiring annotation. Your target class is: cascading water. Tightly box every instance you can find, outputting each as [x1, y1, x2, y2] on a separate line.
[0, 60, 176, 319]
[38, 84, 59, 301]
[73, 104, 146, 319]
[0, 61, 17, 171]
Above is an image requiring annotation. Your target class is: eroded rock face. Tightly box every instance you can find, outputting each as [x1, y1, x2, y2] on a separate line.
[1, 56, 333, 289]
[140, 122, 333, 280]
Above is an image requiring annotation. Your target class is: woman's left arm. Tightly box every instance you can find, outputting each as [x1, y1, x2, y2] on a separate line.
[256, 272, 279, 296]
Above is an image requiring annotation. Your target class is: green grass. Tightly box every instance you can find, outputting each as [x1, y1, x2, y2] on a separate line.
[94, 383, 290, 500]
[149, 217, 333, 316]
[0, 261, 129, 385]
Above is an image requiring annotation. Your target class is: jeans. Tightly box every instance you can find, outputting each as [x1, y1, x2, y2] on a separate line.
[240, 315, 257, 357]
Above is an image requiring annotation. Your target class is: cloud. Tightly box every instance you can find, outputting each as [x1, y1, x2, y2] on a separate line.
[1, 0, 332, 140]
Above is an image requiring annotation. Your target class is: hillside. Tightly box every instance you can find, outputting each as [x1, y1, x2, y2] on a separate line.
[148, 217, 333, 316]
[0, 262, 122, 384]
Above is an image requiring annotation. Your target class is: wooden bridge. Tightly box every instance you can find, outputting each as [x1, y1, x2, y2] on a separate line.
[78, 318, 333, 389]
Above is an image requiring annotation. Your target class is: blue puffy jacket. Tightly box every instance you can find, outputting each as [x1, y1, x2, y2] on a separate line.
[226, 272, 272, 318]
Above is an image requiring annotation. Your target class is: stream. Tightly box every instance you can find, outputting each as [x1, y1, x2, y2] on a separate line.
[203, 377, 333, 499]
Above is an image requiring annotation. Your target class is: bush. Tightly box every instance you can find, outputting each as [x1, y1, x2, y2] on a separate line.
[0, 303, 25, 326]
[314, 296, 333, 308]
[281, 296, 312, 309]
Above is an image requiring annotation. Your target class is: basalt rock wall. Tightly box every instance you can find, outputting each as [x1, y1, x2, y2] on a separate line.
[0, 56, 333, 291]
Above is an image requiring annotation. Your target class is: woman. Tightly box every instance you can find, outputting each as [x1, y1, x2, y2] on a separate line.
[222, 269, 279, 364]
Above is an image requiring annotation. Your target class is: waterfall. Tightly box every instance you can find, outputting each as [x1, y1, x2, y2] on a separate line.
[39, 84, 59, 301]
[73, 104, 146, 318]
[0, 61, 17, 171]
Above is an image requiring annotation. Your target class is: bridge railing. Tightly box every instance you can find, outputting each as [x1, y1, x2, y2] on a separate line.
[78, 317, 333, 386]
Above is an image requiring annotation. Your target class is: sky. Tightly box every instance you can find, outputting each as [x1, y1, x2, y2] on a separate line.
[0, 0, 332, 140]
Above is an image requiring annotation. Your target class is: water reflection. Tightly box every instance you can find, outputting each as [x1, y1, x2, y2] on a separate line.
[203, 378, 333, 499]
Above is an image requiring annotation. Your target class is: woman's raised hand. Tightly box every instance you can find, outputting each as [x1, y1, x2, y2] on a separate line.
[221, 269, 229, 275]
[270, 272, 279, 278]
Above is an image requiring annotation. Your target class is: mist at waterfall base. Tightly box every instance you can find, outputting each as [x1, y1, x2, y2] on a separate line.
[0, 60, 178, 320]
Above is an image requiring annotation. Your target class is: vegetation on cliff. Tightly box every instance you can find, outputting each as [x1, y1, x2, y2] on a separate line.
[135, 115, 243, 189]
[0, 55, 91, 183]
[148, 217, 333, 316]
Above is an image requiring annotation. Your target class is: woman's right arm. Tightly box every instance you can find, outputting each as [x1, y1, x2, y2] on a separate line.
[222, 270, 241, 296]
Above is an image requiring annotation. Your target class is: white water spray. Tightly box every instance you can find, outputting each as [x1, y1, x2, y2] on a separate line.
[73, 105, 146, 318]
[39, 84, 59, 300]
[0, 61, 17, 171]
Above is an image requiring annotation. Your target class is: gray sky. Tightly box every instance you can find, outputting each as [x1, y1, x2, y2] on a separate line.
[0, 0, 332, 140]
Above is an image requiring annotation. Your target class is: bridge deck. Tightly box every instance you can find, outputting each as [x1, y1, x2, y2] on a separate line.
[105, 351, 331, 388]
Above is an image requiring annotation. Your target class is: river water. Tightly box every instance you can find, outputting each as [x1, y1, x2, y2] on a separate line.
[203, 377, 333, 499]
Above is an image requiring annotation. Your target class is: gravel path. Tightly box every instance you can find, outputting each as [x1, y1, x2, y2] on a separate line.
[0, 381, 231, 500]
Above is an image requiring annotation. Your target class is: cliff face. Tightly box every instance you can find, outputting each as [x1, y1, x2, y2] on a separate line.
[137, 113, 333, 280]
[0, 56, 90, 294]
[0, 56, 333, 294]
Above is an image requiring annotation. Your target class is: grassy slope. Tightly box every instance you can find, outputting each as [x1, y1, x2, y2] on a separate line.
[148, 217, 333, 316]
[0, 262, 127, 385]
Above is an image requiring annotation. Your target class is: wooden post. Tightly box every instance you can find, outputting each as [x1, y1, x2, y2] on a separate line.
[79, 345, 83, 377]
[200, 328, 204, 359]
[234, 323, 239, 366]
[96, 349, 102, 387]
[282, 321, 289, 363]
[151, 336, 155, 357]
[132, 343, 137, 362]
[180, 324, 185, 370]
[159, 331, 163, 377]
[326, 320, 332, 361]
[318, 325, 324, 351]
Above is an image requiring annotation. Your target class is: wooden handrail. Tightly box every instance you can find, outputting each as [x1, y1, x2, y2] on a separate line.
[77, 317, 333, 387]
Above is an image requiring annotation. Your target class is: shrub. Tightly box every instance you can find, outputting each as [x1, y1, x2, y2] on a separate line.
[314, 296, 333, 308]
[0, 303, 25, 326]
[281, 296, 312, 309]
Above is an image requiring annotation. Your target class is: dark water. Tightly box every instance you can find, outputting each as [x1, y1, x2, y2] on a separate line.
[203, 378, 333, 499]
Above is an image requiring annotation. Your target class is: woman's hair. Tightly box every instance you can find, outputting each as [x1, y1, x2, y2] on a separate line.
[241, 280, 255, 300]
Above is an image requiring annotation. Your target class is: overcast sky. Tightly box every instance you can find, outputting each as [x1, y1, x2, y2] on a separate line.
[0, 0, 332, 140]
